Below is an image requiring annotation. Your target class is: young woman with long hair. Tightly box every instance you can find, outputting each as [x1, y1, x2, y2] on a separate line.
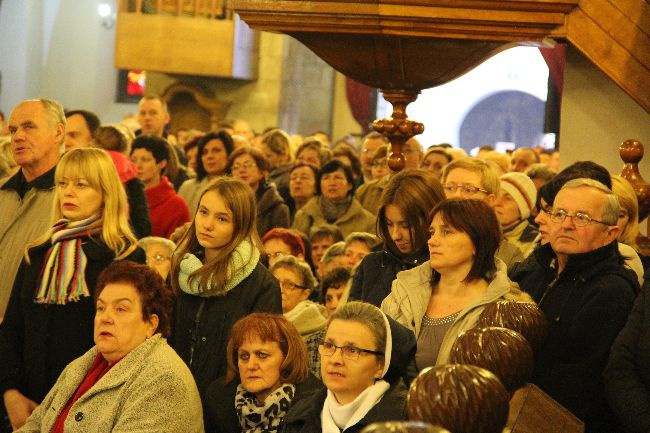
[349, 169, 444, 307]
[169, 177, 282, 396]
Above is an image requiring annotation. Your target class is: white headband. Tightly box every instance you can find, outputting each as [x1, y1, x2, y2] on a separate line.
[380, 311, 392, 379]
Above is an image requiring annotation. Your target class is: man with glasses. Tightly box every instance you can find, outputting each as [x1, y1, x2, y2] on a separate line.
[512, 178, 637, 433]
[440, 157, 523, 268]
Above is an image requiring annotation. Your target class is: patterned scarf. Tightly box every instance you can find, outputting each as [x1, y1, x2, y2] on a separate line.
[34, 213, 103, 305]
[235, 383, 296, 433]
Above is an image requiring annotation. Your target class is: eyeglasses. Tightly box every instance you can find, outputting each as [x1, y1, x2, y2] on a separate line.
[267, 251, 288, 260]
[371, 159, 388, 167]
[231, 161, 256, 170]
[549, 208, 611, 227]
[318, 341, 384, 361]
[278, 279, 307, 291]
[443, 183, 488, 195]
[147, 253, 170, 264]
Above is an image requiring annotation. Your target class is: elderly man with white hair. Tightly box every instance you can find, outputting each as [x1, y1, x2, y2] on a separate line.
[510, 178, 638, 433]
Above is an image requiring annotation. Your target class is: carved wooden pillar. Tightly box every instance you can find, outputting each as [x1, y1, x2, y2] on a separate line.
[373, 90, 424, 171]
[619, 139, 650, 249]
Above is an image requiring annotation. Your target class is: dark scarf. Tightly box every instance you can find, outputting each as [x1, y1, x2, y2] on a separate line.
[320, 195, 352, 223]
[235, 383, 296, 433]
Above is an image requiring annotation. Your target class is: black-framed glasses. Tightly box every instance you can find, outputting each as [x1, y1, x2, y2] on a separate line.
[318, 341, 384, 361]
[549, 208, 611, 227]
[443, 183, 488, 195]
[278, 280, 307, 291]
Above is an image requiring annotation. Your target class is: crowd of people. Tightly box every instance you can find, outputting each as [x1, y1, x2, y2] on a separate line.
[0, 96, 647, 433]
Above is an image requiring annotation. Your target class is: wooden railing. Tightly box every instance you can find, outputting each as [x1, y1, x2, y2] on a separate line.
[117, 0, 232, 19]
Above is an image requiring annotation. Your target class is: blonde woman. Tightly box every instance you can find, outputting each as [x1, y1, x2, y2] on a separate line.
[169, 177, 282, 396]
[611, 175, 641, 251]
[259, 128, 294, 202]
[0, 148, 144, 431]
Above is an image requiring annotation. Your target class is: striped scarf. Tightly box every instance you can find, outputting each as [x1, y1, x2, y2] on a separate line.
[34, 213, 103, 305]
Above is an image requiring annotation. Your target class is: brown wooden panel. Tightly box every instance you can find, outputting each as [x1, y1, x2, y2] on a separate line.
[606, 0, 650, 37]
[578, 0, 650, 66]
[114, 13, 257, 79]
[567, 8, 650, 112]
[507, 384, 584, 433]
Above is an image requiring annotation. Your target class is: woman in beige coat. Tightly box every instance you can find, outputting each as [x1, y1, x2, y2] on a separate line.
[292, 160, 375, 239]
[381, 199, 532, 372]
[17, 261, 203, 433]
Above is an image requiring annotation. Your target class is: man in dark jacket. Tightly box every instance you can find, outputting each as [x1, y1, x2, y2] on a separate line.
[510, 178, 637, 433]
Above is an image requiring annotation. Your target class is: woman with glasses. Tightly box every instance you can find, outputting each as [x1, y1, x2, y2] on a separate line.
[292, 160, 376, 239]
[262, 228, 307, 268]
[227, 146, 290, 237]
[205, 313, 320, 433]
[138, 236, 176, 281]
[270, 256, 326, 378]
[280, 301, 408, 433]
[169, 177, 282, 398]
[381, 199, 531, 375]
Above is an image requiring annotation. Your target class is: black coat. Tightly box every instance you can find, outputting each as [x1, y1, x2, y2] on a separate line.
[170, 262, 282, 396]
[509, 241, 638, 433]
[204, 375, 322, 433]
[124, 177, 151, 239]
[256, 182, 290, 238]
[279, 381, 407, 433]
[0, 237, 144, 403]
[605, 283, 650, 433]
[349, 249, 429, 308]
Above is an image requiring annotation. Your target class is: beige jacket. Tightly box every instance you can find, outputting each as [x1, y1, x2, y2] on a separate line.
[18, 335, 204, 433]
[381, 259, 533, 365]
[291, 196, 376, 238]
[0, 175, 55, 316]
[355, 175, 390, 215]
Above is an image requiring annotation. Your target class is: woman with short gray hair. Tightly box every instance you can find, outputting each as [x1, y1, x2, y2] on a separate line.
[270, 256, 326, 378]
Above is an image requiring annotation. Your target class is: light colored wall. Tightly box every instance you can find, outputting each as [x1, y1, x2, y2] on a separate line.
[331, 72, 363, 143]
[0, 0, 137, 121]
[559, 46, 650, 177]
[0, 0, 44, 112]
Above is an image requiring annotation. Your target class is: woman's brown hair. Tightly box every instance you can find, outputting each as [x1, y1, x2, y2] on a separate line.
[429, 198, 501, 282]
[171, 177, 260, 296]
[225, 313, 309, 384]
[377, 169, 445, 257]
[95, 260, 174, 337]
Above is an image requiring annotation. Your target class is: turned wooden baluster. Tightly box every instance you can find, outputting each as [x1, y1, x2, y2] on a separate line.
[619, 139, 650, 253]
[372, 90, 424, 172]
[620, 139, 650, 222]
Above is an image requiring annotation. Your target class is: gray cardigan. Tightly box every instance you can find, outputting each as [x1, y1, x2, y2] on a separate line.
[17, 335, 204, 433]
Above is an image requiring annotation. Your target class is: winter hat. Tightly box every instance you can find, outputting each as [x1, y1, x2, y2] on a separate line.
[500, 172, 537, 220]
